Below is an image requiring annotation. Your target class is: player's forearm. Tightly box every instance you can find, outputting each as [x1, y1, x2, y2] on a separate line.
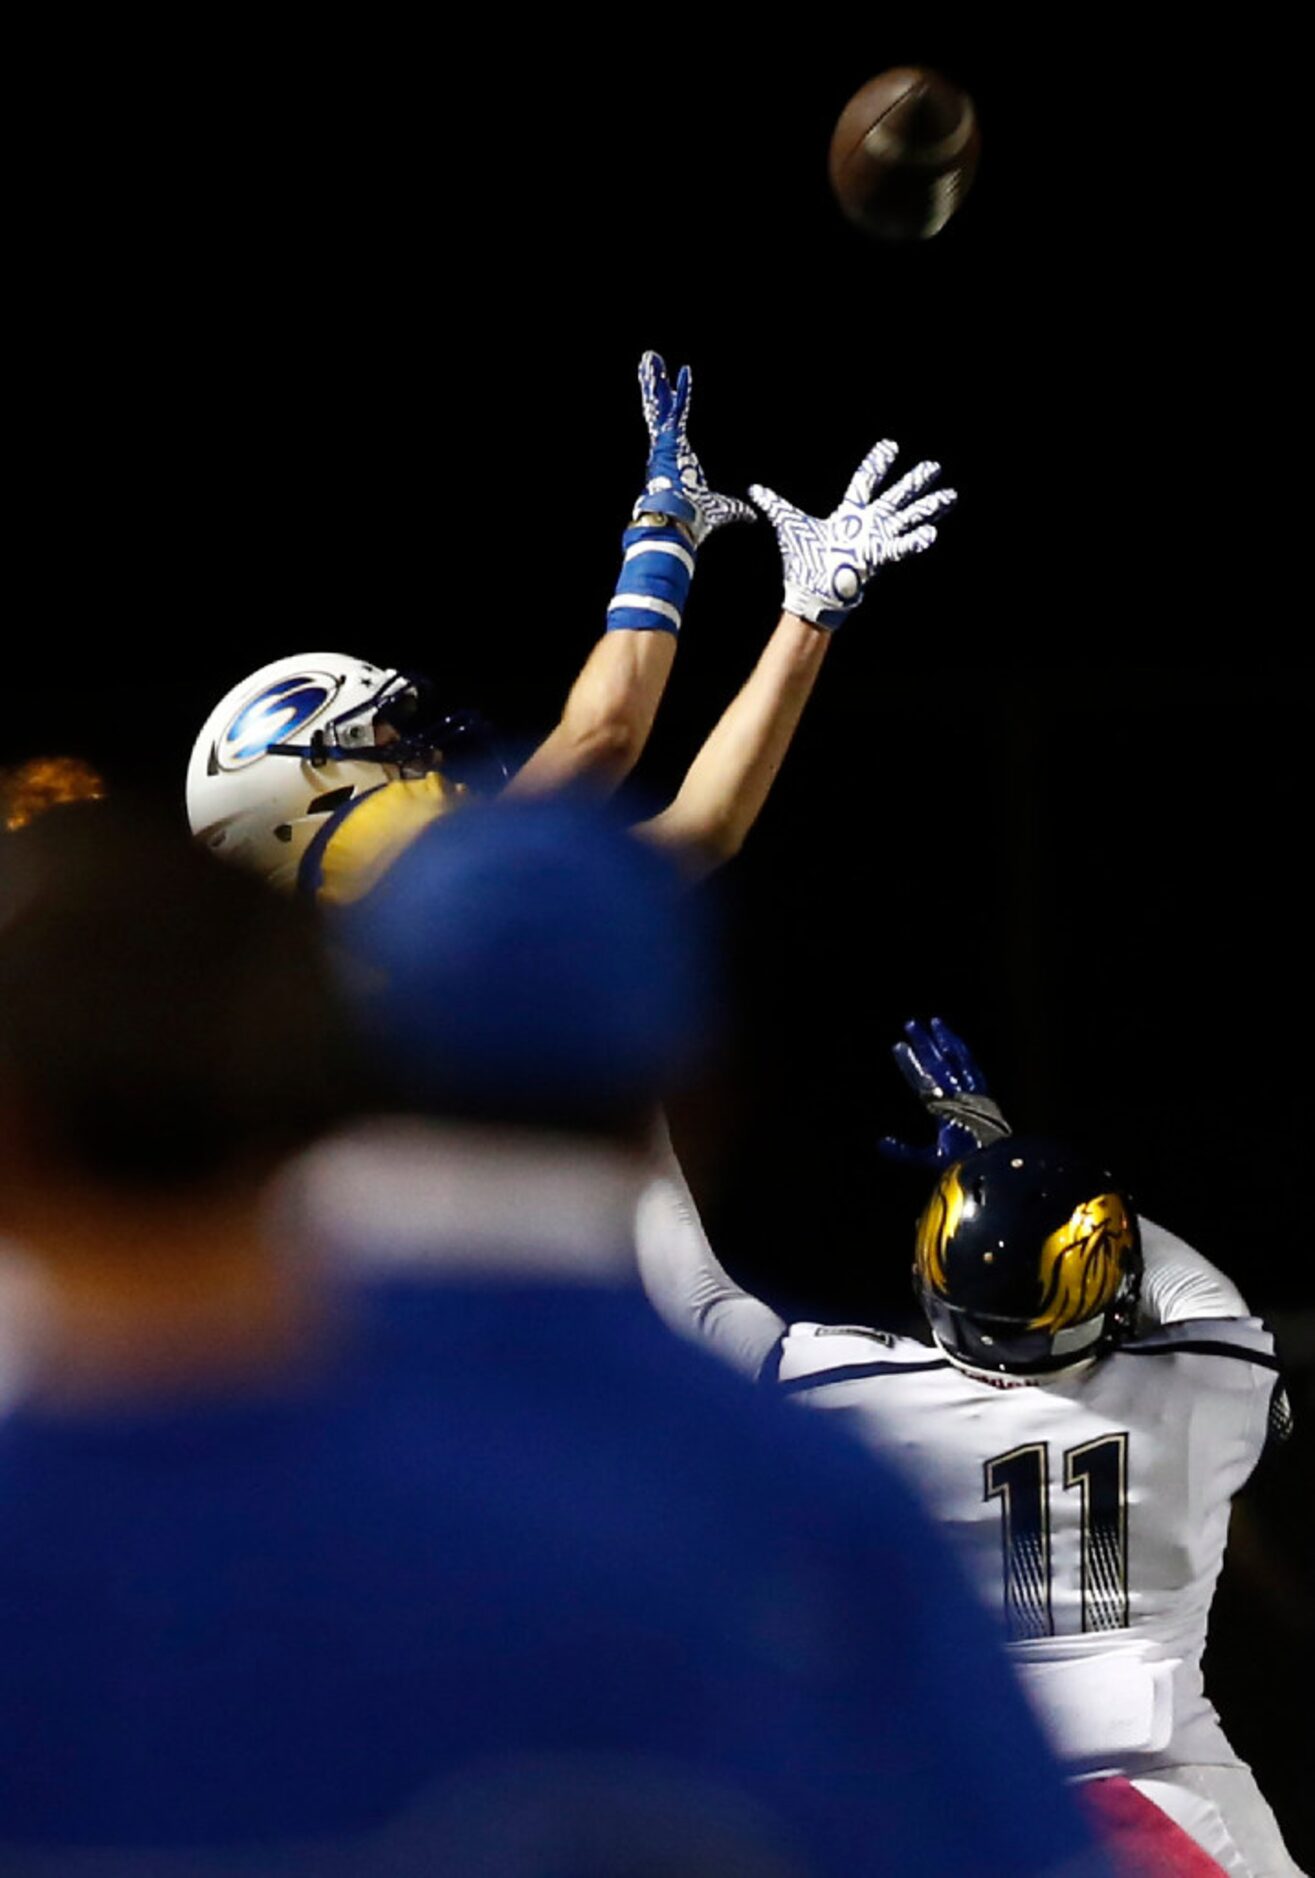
[636, 613, 829, 880]
[509, 349, 747, 804]
[506, 628, 678, 799]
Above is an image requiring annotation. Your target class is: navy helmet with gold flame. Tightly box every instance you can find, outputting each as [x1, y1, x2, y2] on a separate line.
[913, 1136, 1142, 1374]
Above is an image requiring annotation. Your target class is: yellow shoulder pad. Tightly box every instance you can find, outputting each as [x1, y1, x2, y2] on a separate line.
[316, 773, 458, 906]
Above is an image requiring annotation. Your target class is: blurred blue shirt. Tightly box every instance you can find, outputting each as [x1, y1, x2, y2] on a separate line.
[0, 1176, 1105, 1877]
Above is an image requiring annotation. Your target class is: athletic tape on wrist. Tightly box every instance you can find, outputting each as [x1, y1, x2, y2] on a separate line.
[607, 523, 696, 634]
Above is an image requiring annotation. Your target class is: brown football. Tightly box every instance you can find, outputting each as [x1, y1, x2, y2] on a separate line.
[828, 68, 980, 240]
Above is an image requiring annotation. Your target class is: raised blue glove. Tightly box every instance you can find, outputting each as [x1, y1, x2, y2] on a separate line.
[878, 1016, 1012, 1169]
[633, 351, 757, 545]
[750, 442, 956, 629]
[608, 352, 755, 636]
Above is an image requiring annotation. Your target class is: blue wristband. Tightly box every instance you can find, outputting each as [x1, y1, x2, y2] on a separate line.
[606, 521, 696, 635]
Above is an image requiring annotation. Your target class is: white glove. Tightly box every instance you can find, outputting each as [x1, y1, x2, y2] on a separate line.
[749, 442, 956, 628]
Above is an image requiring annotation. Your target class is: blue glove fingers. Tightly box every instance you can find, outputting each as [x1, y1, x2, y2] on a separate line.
[930, 1017, 988, 1094]
[905, 1017, 952, 1081]
[673, 364, 691, 436]
[894, 1030, 945, 1099]
[929, 1018, 974, 1092]
[640, 351, 674, 437]
[936, 1118, 982, 1165]
[639, 352, 658, 431]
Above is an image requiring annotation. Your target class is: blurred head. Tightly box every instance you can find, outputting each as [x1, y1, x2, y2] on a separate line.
[186, 652, 499, 892]
[912, 1136, 1142, 1374]
[0, 801, 351, 1222]
[1, 756, 106, 831]
[334, 795, 716, 1145]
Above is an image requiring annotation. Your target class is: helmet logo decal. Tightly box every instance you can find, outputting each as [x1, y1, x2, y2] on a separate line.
[1032, 1193, 1133, 1332]
[219, 673, 341, 769]
[915, 1162, 967, 1296]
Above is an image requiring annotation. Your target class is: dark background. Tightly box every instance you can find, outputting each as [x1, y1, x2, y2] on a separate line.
[10, 21, 1311, 1859]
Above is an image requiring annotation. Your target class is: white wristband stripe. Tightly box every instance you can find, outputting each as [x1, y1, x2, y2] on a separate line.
[607, 594, 683, 627]
[622, 539, 696, 576]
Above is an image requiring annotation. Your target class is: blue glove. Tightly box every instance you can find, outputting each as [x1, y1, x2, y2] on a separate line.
[634, 351, 757, 544]
[878, 1016, 1012, 1169]
[608, 353, 755, 636]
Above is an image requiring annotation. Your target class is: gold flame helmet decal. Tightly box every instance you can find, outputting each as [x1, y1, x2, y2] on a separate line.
[915, 1166, 1134, 1329]
[914, 1163, 967, 1298]
[1032, 1192, 1134, 1331]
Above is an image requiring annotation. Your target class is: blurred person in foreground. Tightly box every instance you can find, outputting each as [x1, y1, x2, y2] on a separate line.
[287, 791, 1109, 1878]
[0, 806, 358, 1866]
[0, 801, 1097, 1876]
[0, 764, 112, 1400]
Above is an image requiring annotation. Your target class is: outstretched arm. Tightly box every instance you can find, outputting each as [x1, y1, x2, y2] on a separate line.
[506, 627, 679, 798]
[509, 353, 753, 801]
[636, 1117, 786, 1381]
[637, 611, 829, 877]
[635, 438, 956, 878]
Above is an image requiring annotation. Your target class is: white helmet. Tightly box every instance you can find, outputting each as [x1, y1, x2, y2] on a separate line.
[187, 653, 450, 892]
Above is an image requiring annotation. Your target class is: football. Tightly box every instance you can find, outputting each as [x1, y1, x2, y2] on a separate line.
[828, 68, 980, 240]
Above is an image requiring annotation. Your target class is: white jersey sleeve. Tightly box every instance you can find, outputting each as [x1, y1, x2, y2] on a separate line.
[1136, 1216, 1249, 1324]
[634, 1122, 785, 1382]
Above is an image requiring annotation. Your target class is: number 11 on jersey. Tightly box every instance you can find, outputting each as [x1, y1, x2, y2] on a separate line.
[984, 1434, 1130, 1640]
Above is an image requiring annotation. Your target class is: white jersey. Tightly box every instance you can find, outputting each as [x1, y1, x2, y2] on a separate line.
[635, 1145, 1289, 1787]
[774, 1309, 1279, 1777]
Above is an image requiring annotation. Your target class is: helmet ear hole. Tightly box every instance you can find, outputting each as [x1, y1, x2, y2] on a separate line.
[306, 786, 355, 818]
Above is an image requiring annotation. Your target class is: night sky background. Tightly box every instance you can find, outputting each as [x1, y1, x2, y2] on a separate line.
[10, 20, 1311, 1857]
